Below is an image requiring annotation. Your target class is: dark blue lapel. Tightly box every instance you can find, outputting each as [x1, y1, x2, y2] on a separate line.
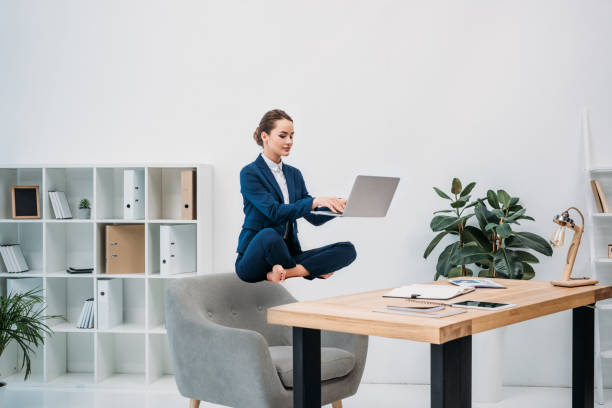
[255, 154, 284, 202]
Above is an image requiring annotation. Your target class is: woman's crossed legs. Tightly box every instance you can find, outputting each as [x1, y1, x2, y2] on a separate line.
[235, 228, 356, 283]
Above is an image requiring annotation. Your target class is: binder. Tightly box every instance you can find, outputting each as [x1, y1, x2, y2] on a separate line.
[49, 192, 63, 218]
[76, 301, 88, 328]
[0, 246, 13, 272]
[13, 246, 29, 272]
[97, 279, 123, 329]
[181, 170, 197, 220]
[105, 224, 145, 274]
[123, 169, 145, 219]
[56, 191, 72, 219]
[160, 225, 196, 275]
[0, 245, 28, 273]
[87, 299, 95, 328]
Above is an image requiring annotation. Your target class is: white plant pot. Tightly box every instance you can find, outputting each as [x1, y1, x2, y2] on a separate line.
[472, 328, 505, 403]
[0, 381, 6, 408]
[76, 208, 91, 219]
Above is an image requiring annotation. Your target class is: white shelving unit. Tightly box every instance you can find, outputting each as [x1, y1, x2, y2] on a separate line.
[583, 110, 612, 405]
[0, 164, 213, 390]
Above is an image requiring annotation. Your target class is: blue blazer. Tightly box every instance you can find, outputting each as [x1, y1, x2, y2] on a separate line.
[236, 155, 334, 255]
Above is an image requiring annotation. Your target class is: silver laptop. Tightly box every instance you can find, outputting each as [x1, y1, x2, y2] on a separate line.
[310, 175, 400, 217]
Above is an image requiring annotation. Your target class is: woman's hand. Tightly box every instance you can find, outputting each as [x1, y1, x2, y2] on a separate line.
[313, 197, 347, 213]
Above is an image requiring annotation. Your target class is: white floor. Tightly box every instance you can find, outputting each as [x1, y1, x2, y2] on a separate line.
[2, 384, 611, 408]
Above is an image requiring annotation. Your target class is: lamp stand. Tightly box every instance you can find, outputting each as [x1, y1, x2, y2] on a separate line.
[551, 217, 598, 287]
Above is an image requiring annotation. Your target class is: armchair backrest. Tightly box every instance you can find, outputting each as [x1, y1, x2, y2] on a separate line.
[166, 273, 296, 346]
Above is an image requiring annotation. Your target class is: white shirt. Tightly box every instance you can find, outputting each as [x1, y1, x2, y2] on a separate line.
[261, 153, 289, 204]
[261, 153, 291, 238]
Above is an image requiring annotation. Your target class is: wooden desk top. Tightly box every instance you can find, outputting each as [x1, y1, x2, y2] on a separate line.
[267, 279, 612, 344]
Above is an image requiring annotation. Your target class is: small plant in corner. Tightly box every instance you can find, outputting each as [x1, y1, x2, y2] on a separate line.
[77, 198, 91, 219]
[0, 288, 61, 384]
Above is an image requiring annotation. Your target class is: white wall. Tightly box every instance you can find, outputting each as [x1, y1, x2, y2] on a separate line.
[2, 0, 612, 387]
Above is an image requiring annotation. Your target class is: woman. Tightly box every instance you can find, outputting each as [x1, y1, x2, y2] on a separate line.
[235, 109, 357, 283]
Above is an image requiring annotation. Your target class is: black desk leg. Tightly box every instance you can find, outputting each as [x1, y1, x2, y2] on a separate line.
[573, 305, 594, 408]
[431, 335, 472, 408]
[293, 327, 321, 408]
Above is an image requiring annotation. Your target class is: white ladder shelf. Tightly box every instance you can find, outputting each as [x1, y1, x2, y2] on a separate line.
[583, 109, 612, 405]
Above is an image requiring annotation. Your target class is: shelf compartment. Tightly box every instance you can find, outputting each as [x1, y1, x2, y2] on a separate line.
[0, 222, 43, 273]
[96, 278, 145, 331]
[45, 168, 93, 220]
[0, 326, 45, 384]
[45, 332, 94, 385]
[97, 333, 146, 386]
[46, 222, 94, 273]
[96, 168, 145, 220]
[147, 334, 174, 384]
[46, 277, 95, 330]
[147, 223, 197, 276]
[147, 279, 170, 330]
[147, 167, 196, 220]
[0, 168, 43, 219]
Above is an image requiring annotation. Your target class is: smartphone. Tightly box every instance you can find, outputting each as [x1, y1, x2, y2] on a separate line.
[450, 300, 514, 310]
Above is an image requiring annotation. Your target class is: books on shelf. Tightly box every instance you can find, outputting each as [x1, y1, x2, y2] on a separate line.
[49, 191, 73, 219]
[97, 279, 123, 330]
[76, 298, 95, 329]
[0, 244, 29, 273]
[591, 180, 610, 213]
[160, 225, 196, 275]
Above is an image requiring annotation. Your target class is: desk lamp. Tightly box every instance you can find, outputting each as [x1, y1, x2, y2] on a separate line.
[550, 207, 598, 287]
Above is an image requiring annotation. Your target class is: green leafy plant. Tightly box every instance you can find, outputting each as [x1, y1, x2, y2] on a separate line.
[0, 288, 61, 380]
[78, 198, 90, 210]
[423, 178, 479, 279]
[424, 180, 553, 280]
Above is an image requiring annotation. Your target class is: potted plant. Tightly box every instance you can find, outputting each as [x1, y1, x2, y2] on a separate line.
[77, 198, 91, 219]
[423, 179, 553, 403]
[424, 179, 552, 279]
[0, 288, 59, 403]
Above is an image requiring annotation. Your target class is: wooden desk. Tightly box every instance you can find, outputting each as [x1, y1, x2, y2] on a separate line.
[267, 279, 612, 408]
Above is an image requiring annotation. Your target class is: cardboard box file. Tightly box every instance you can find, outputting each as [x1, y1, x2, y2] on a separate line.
[105, 224, 145, 274]
[181, 170, 196, 220]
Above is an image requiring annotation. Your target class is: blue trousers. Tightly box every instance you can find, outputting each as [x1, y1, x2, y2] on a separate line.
[235, 228, 357, 283]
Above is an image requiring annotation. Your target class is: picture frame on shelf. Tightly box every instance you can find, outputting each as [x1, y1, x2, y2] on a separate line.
[11, 185, 41, 219]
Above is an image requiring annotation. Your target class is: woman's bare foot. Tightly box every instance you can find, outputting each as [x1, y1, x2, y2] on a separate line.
[267, 265, 286, 283]
[318, 272, 334, 279]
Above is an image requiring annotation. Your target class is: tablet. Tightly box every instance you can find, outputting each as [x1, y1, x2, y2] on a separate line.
[450, 300, 515, 310]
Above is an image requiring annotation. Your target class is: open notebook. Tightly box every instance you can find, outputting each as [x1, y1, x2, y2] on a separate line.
[383, 284, 475, 300]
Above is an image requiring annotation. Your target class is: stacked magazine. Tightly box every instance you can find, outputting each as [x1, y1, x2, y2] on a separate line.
[49, 191, 72, 219]
[76, 298, 94, 329]
[0, 244, 29, 273]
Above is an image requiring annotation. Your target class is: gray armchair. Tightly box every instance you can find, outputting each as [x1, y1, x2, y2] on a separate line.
[165, 273, 368, 408]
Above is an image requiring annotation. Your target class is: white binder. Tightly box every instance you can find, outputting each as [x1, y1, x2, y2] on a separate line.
[97, 279, 123, 329]
[123, 169, 145, 219]
[160, 225, 196, 275]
